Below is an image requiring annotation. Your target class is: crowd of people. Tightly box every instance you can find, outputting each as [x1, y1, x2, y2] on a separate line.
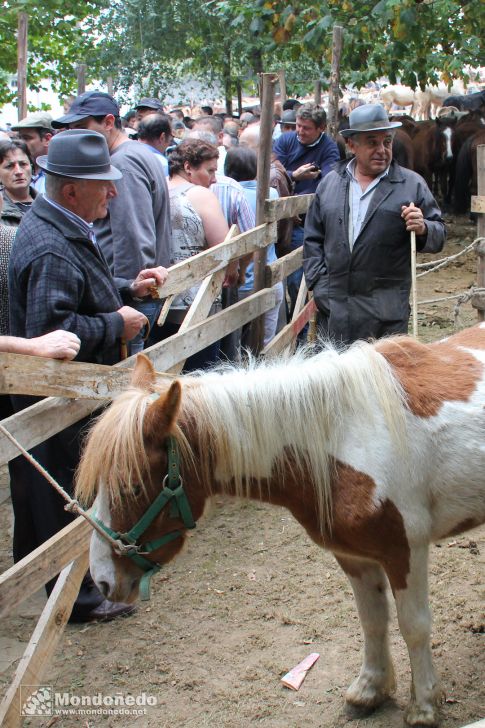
[0, 89, 445, 623]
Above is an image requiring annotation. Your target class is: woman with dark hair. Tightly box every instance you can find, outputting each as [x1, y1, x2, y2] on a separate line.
[0, 139, 35, 226]
[150, 138, 235, 368]
[224, 146, 284, 347]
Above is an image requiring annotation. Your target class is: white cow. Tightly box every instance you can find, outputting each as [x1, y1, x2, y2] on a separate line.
[379, 85, 417, 116]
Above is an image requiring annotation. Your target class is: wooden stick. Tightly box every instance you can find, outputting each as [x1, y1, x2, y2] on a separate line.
[411, 229, 418, 338]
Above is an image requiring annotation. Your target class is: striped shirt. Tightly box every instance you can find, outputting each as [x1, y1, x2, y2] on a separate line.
[211, 174, 255, 233]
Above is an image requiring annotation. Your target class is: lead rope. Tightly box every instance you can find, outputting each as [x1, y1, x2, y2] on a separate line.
[0, 423, 135, 557]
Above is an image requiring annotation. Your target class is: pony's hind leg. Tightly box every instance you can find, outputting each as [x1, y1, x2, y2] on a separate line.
[335, 555, 396, 713]
[391, 545, 441, 727]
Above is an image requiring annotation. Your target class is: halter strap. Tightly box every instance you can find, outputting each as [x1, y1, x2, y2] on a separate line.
[93, 434, 196, 600]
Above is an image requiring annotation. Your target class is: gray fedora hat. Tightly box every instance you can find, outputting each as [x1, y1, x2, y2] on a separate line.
[340, 104, 402, 138]
[36, 129, 122, 180]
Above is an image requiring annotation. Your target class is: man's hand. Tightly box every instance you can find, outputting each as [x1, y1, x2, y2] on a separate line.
[401, 202, 427, 236]
[130, 266, 169, 299]
[117, 306, 149, 341]
[28, 330, 81, 360]
[223, 260, 240, 288]
[292, 163, 321, 182]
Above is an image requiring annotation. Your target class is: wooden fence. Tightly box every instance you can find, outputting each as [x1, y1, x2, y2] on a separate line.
[0, 193, 314, 727]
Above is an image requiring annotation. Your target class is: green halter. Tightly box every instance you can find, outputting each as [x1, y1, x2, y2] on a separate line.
[92, 435, 196, 600]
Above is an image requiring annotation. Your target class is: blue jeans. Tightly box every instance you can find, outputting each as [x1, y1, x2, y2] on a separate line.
[129, 299, 163, 355]
[286, 224, 305, 319]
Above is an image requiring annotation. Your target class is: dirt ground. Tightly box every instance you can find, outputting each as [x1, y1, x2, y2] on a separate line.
[0, 215, 484, 728]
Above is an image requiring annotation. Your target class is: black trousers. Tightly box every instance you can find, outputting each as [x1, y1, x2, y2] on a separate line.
[8, 397, 104, 619]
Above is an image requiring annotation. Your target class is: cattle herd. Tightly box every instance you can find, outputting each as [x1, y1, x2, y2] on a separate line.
[339, 84, 485, 214]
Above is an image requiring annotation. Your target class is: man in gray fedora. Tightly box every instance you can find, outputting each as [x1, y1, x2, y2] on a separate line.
[8, 129, 168, 622]
[303, 104, 446, 345]
[52, 91, 171, 353]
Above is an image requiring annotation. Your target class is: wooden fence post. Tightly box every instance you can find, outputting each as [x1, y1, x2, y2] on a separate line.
[327, 25, 343, 140]
[474, 145, 485, 322]
[249, 72, 278, 353]
[17, 12, 28, 121]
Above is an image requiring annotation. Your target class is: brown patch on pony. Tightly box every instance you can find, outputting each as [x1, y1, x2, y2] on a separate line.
[441, 518, 478, 539]
[329, 462, 411, 592]
[376, 333, 483, 418]
[238, 454, 411, 593]
[131, 353, 157, 389]
[435, 324, 485, 351]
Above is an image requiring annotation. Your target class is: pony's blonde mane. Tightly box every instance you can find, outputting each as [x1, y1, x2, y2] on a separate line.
[178, 340, 407, 532]
[76, 340, 407, 532]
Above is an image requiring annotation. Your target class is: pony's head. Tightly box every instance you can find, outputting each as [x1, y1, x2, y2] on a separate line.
[75, 355, 196, 603]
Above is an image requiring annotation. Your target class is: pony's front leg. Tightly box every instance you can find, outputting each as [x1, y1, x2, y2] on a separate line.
[392, 545, 441, 727]
[336, 555, 395, 713]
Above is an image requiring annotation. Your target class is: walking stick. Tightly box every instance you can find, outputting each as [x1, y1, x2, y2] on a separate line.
[410, 228, 418, 338]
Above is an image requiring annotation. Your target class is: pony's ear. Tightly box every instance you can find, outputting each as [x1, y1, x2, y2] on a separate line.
[146, 380, 182, 434]
[132, 354, 156, 390]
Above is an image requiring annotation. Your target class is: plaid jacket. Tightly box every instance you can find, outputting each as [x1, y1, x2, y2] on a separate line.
[8, 195, 125, 365]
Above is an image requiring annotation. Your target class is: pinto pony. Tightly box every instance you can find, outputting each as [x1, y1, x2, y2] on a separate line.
[76, 326, 485, 727]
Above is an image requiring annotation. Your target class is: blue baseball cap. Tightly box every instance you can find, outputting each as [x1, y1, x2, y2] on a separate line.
[52, 91, 120, 129]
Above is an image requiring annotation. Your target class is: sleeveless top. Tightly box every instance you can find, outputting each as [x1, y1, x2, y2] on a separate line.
[169, 182, 207, 313]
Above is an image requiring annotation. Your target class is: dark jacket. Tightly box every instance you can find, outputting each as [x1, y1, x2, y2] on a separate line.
[303, 160, 446, 344]
[272, 131, 340, 194]
[0, 188, 36, 227]
[8, 195, 125, 365]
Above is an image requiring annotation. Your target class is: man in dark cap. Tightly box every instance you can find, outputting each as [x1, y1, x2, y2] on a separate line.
[303, 104, 446, 345]
[134, 96, 165, 125]
[8, 129, 168, 622]
[53, 91, 171, 353]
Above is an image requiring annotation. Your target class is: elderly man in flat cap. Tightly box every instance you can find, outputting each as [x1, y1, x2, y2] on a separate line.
[303, 104, 446, 345]
[8, 129, 168, 622]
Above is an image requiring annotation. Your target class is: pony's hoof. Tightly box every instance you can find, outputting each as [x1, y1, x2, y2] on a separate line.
[404, 703, 440, 727]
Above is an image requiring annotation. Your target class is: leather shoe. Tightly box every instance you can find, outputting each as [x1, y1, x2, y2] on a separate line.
[69, 599, 136, 623]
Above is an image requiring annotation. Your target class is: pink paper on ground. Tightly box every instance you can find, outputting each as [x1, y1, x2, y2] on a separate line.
[281, 652, 320, 690]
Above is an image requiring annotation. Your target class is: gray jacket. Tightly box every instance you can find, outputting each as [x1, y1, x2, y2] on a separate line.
[303, 160, 445, 344]
[94, 140, 171, 289]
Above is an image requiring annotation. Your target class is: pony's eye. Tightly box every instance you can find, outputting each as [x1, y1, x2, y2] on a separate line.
[132, 485, 142, 497]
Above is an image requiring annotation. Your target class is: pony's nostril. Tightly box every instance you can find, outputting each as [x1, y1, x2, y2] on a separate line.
[98, 580, 109, 597]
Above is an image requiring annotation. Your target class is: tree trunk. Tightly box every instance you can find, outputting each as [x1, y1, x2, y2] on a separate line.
[222, 52, 232, 116]
[76, 63, 87, 95]
[327, 25, 343, 141]
[17, 12, 28, 121]
[314, 80, 322, 105]
[236, 80, 243, 117]
[278, 70, 287, 105]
